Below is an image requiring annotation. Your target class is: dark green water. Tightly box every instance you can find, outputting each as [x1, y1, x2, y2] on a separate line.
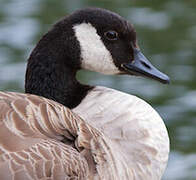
[0, 0, 196, 179]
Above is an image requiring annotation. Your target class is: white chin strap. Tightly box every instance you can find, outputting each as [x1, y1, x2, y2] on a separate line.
[73, 23, 120, 75]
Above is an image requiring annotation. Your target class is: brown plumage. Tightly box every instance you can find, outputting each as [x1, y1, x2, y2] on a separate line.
[0, 91, 113, 179]
[0, 91, 90, 179]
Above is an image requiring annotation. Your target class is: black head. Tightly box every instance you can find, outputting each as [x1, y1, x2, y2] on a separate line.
[69, 8, 136, 72]
[70, 8, 169, 83]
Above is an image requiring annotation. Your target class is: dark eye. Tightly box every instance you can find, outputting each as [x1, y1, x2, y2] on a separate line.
[104, 30, 118, 41]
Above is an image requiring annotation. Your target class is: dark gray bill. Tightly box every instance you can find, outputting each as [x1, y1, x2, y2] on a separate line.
[122, 47, 170, 84]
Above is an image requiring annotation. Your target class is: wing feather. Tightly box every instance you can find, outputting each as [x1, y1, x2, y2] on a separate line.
[0, 92, 91, 179]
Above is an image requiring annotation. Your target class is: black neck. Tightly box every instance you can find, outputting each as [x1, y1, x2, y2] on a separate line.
[25, 26, 93, 109]
[25, 56, 92, 109]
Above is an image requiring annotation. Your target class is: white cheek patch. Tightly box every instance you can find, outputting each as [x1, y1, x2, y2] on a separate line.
[73, 23, 120, 75]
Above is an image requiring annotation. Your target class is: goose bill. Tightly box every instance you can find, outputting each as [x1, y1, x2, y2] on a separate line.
[122, 48, 170, 84]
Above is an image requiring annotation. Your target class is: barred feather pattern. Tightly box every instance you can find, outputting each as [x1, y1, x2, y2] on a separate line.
[0, 92, 107, 180]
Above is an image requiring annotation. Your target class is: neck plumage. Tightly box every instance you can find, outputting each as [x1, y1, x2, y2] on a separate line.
[25, 48, 92, 109]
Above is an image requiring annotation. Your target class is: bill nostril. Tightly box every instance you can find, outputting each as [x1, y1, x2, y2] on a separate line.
[141, 61, 151, 69]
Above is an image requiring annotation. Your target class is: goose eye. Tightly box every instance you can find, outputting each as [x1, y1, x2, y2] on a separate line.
[104, 31, 118, 41]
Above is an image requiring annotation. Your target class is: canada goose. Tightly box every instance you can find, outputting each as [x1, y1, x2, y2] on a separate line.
[0, 8, 170, 180]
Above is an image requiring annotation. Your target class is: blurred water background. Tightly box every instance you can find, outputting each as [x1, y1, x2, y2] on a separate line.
[0, 0, 196, 179]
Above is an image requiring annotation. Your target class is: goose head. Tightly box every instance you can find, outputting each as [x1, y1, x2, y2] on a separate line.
[25, 8, 170, 108]
[72, 8, 169, 83]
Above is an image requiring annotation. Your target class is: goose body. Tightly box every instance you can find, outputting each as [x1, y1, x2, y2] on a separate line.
[73, 86, 169, 179]
[0, 8, 170, 179]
